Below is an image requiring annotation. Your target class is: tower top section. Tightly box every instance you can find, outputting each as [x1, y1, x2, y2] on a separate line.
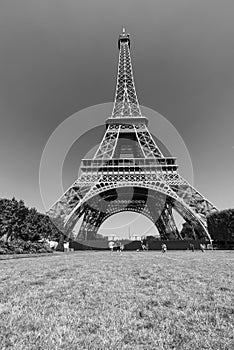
[106, 29, 147, 125]
[118, 27, 130, 49]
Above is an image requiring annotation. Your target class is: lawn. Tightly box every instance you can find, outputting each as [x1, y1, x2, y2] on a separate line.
[0, 250, 233, 350]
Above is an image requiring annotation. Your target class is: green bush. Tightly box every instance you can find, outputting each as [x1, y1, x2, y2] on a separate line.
[0, 246, 9, 254]
[0, 239, 53, 254]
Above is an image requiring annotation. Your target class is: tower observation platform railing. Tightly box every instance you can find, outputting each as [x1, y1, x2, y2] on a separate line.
[80, 158, 178, 175]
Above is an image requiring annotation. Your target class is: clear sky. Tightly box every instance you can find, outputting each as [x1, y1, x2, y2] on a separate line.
[1, 1, 234, 237]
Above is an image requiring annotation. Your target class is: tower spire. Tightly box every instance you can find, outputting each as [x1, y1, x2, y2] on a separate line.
[112, 29, 142, 118]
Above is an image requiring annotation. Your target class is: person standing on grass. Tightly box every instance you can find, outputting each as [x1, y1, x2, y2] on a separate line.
[189, 243, 195, 252]
[108, 241, 115, 253]
[120, 242, 124, 253]
[64, 241, 69, 253]
[161, 243, 167, 253]
[116, 240, 121, 252]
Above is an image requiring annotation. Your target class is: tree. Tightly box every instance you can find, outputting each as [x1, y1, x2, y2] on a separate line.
[0, 198, 28, 241]
[0, 197, 63, 243]
[21, 208, 45, 241]
[207, 209, 234, 247]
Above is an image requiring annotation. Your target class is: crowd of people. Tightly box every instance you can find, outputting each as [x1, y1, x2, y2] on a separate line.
[60, 239, 208, 253]
[108, 240, 208, 253]
[108, 240, 125, 253]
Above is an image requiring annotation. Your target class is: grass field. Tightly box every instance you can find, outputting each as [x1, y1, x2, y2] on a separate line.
[0, 251, 233, 350]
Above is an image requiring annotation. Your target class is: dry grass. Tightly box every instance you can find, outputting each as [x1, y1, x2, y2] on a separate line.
[0, 250, 234, 349]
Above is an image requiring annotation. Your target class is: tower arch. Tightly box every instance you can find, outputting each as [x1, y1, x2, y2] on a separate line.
[97, 211, 160, 240]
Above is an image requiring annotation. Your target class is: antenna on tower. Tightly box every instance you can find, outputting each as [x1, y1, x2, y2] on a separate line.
[122, 26, 126, 34]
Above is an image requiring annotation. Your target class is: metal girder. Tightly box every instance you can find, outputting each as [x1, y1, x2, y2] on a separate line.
[170, 175, 217, 219]
[94, 125, 120, 159]
[72, 191, 180, 241]
[62, 177, 212, 240]
[156, 203, 181, 240]
[111, 41, 142, 118]
[134, 125, 163, 158]
[48, 163, 216, 242]
[47, 166, 216, 238]
[47, 179, 93, 223]
[76, 206, 107, 240]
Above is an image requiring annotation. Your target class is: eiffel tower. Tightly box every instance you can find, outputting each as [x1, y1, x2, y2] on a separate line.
[48, 28, 217, 243]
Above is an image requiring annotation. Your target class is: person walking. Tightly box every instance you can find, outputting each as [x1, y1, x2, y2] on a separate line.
[141, 238, 148, 251]
[200, 243, 205, 252]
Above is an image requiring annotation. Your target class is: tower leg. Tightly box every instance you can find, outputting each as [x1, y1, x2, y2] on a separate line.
[156, 205, 180, 240]
[76, 206, 107, 240]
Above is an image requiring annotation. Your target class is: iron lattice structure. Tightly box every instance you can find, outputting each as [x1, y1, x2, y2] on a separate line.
[48, 28, 217, 242]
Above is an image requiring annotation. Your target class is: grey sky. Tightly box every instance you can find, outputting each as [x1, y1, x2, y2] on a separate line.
[1, 0, 234, 231]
